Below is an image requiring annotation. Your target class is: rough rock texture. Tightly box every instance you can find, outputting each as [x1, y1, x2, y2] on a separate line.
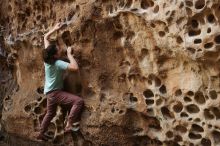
[1, 0, 220, 145]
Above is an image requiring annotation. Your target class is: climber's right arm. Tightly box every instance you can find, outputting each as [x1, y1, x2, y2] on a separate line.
[44, 23, 63, 49]
[67, 47, 79, 71]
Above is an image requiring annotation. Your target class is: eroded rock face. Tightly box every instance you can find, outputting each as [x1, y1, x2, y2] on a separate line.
[1, 0, 220, 145]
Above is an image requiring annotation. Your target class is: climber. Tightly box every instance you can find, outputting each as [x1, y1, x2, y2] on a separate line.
[36, 23, 84, 141]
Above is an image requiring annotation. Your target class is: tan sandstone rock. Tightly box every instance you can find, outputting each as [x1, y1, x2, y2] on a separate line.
[1, 0, 220, 146]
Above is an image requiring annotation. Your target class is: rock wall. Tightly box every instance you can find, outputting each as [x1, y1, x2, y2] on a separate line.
[1, 0, 220, 145]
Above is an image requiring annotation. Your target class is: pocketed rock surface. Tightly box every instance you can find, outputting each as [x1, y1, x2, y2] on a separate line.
[1, 0, 220, 145]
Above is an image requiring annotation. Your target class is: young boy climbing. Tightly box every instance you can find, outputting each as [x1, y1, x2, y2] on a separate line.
[36, 23, 84, 141]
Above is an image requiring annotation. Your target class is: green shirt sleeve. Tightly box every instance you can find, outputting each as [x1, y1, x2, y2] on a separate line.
[55, 60, 69, 70]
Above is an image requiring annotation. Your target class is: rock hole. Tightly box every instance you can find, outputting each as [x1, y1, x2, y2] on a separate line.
[191, 124, 204, 132]
[8, 5, 12, 12]
[161, 106, 174, 119]
[166, 131, 173, 138]
[156, 98, 163, 106]
[186, 7, 192, 15]
[214, 35, 220, 44]
[175, 125, 187, 133]
[191, 19, 199, 28]
[204, 42, 213, 49]
[125, 0, 133, 8]
[131, 8, 138, 12]
[211, 107, 220, 119]
[36, 15, 41, 20]
[148, 118, 161, 130]
[158, 31, 165, 37]
[165, 11, 170, 16]
[209, 90, 217, 100]
[159, 85, 166, 94]
[107, 5, 113, 13]
[34, 107, 42, 114]
[25, 7, 31, 17]
[194, 91, 206, 104]
[154, 77, 161, 87]
[197, 48, 202, 52]
[147, 108, 154, 116]
[150, 23, 155, 28]
[62, 31, 72, 46]
[187, 47, 196, 54]
[111, 107, 115, 113]
[188, 118, 193, 121]
[166, 10, 175, 23]
[176, 36, 183, 44]
[141, 0, 154, 9]
[143, 89, 154, 98]
[37, 86, 44, 94]
[194, 39, 202, 44]
[201, 138, 211, 146]
[145, 99, 154, 105]
[189, 132, 202, 139]
[100, 93, 106, 102]
[113, 31, 124, 40]
[147, 79, 152, 85]
[207, 27, 211, 33]
[153, 5, 159, 13]
[173, 102, 183, 113]
[186, 104, 200, 113]
[24, 105, 31, 113]
[212, 130, 220, 143]
[130, 96, 138, 102]
[207, 14, 215, 23]
[188, 29, 201, 36]
[174, 135, 182, 142]
[179, 2, 184, 9]
[185, 0, 193, 7]
[67, 10, 75, 21]
[126, 31, 135, 40]
[119, 110, 124, 114]
[204, 109, 214, 120]
[18, 12, 26, 22]
[37, 96, 42, 102]
[195, 0, 205, 9]
[140, 48, 148, 58]
[194, 118, 201, 122]
[187, 91, 194, 96]
[175, 89, 182, 96]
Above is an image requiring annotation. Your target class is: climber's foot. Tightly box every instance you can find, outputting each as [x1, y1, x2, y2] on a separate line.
[34, 132, 49, 141]
[64, 122, 80, 133]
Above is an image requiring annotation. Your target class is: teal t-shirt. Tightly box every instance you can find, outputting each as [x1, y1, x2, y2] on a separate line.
[44, 60, 69, 94]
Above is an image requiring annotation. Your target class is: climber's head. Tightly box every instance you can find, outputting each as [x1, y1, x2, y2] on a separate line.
[42, 44, 62, 64]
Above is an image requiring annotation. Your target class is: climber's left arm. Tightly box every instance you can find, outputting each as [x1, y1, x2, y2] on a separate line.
[44, 23, 63, 49]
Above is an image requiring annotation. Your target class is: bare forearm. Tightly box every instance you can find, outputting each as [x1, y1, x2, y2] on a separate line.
[44, 23, 63, 40]
[44, 28, 57, 40]
[67, 54, 78, 69]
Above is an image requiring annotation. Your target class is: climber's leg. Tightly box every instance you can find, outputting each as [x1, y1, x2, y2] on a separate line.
[36, 91, 59, 140]
[54, 90, 84, 132]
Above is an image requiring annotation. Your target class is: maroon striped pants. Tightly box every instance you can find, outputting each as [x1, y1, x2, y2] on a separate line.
[40, 90, 84, 134]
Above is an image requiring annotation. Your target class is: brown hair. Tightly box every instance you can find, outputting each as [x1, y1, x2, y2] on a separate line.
[42, 44, 58, 64]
